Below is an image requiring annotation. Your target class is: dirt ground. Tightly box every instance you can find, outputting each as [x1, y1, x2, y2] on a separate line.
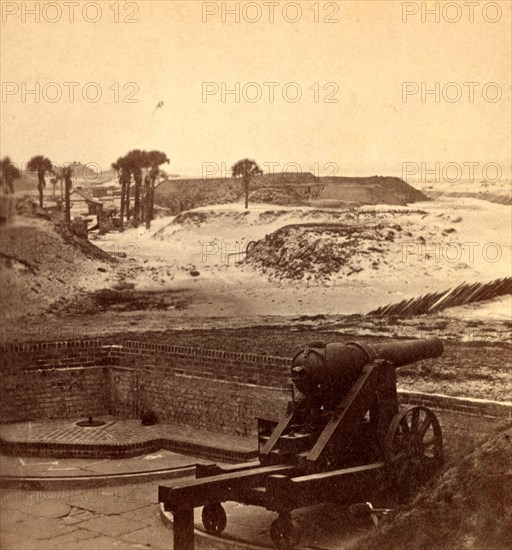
[2, 195, 511, 321]
[0, 193, 510, 550]
[361, 425, 512, 550]
[1, 193, 510, 404]
[1, 320, 510, 402]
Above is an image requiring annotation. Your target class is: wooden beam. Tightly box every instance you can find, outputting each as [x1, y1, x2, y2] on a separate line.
[159, 465, 295, 511]
[306, 364, 386, 468]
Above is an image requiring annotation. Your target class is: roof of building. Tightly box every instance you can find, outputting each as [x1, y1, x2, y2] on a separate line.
[70, 189, 102, 204]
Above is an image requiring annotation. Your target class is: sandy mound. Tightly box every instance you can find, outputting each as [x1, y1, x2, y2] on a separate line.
[154, 174, 427, 213]
[243, 198, 511, 288]
[422, 178, 512, 206]
[245, 222, 402, 280]
[314, 176, 427, 206]
[243, 207, 439, 281]
[0, 198, 116, 319]
[363, 428, 512, 550]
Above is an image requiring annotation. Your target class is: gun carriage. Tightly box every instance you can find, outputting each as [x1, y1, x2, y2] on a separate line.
[159, 338, 444, 549]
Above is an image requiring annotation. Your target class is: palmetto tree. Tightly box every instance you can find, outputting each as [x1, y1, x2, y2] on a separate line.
[145, 150, 169, 228]
[63, 166, 73, 223]
[112, 149, 169, 230]
[51, 165, 73, 222]
[0, 157, 21, 194]
[125, 149, 145, 228]
[231, 158, 262, 210]
[27, 155, 53, 208]
[112, 156, 131, 231]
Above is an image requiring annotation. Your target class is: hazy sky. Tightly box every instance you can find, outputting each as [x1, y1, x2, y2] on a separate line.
[1, 0, 510, 180]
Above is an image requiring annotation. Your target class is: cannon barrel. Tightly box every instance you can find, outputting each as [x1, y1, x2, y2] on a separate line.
[291, 338, 443, 402]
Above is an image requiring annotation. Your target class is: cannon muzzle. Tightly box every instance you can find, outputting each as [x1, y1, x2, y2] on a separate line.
[291, 338, 443, 406]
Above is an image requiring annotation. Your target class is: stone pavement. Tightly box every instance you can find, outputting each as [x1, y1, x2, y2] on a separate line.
[0, 450, 209, 479]
[190, 501, 373, 549]
[1, 478, 377, 550]
[1, 479, 174, 549]
[2, 410, 505, 549]
[0, 444, 376, 550]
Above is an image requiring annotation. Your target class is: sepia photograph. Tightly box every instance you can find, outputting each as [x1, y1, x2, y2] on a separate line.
[0, 1, 511, 549]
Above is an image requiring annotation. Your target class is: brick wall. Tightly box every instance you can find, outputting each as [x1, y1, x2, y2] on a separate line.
[108, 342, 291, 435]
[1, 340, 509, 434]
[108, 366, 289, 435]
[0, 340, 292, 434]
[0, 341, 112, 423]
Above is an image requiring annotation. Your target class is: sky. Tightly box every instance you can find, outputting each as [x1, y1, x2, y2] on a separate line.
[1, 0, 511, 180]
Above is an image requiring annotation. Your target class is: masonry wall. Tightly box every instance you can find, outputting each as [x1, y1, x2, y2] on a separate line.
[0, 341, 112, 423]
[0, 340, 510, 433]
[108, 342, 292, 435]
[0, 340, 292, 434]
[108, 367, 289, 435]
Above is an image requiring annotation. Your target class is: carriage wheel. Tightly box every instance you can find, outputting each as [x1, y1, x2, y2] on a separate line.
[270, 514, 301, 550]
[384, 406, 443, 497]
[201, 503, 227, 535]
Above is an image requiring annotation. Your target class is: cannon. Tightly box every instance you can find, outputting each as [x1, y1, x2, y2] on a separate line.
[159, 338, 444, 549]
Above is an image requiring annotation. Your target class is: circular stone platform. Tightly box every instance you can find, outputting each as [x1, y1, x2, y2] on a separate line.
[0, 417, 258, 461]
[159, 501, 377, 549]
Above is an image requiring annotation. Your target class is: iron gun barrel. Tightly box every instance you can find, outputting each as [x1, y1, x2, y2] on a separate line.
[291, 338, 443, 404]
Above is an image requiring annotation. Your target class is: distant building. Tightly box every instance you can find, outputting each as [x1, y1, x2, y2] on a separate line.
[69, 189, 103, 217]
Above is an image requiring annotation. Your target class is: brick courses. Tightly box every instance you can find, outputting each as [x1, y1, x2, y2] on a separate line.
[0, 340, 292, 435]
[1, 340, 510, 439]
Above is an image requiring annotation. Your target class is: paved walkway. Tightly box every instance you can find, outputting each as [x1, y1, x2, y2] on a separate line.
[1, 478, 376, 550]
[0, 450, 209, 479]
[0, 424, 378, 550]
[1, 479, 174, 549]
[1, 410, 507, 549]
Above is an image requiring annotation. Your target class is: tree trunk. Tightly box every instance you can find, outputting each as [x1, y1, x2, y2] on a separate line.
[119, 177, 125, 232]
[126, 179, 131, 221]
[145, 177, 151, 229]
[244, 179, 249, 209]
[150, 177, 156, 221]
[38, 179, 44, 208]
[65, 181, 71, 223]
[133, 173, 141, 227]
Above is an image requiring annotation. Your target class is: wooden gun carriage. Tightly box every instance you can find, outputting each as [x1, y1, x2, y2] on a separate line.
[159, 338, 444, 549]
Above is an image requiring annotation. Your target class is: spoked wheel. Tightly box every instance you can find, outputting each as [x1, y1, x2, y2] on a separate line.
[201, 503, 227, 535]
[270, 514, 302, 550]
[384, 406, 443, 498]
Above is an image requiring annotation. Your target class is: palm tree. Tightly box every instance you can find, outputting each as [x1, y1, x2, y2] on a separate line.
[27, 155, 53, 208]
[112, 149, 169, 230]
[51, 166, 72, 222]
[0, 157, 21, 194]
[145, 150, 169, 228]
[63, 166, 73, 223]
[231, 158, 262, 209]
[112, 156, 131, 231]
[125, 149, 145, 227]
